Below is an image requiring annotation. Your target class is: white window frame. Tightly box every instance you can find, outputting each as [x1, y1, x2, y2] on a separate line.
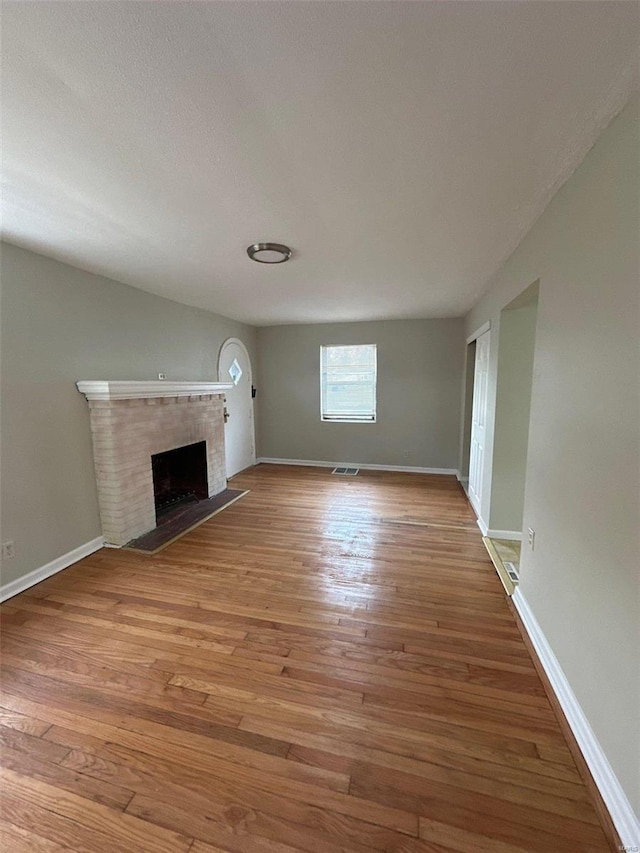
[320, 344, 377, 424]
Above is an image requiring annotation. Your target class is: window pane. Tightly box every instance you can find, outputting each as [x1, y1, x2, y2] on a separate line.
[320, 344, 377, 421]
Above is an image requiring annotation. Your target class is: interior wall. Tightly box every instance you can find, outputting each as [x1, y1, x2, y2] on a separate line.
[0, 242, 257, 587]
[257, 319, 464, 469]
[489, 292, 538, 533]
[463, 94, 639, 814]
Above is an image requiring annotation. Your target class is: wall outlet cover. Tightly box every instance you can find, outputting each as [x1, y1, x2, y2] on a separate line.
[1, 541, 15, 559]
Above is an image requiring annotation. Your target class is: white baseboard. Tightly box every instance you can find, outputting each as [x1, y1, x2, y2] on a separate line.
[456, 474, 471, 497]
[475, 516, 489, 536]
[512, 588, 640, 847]
[487, 529, 522, 541]
[256, 457, 457, 475]
[462, 486, 487, 534]
[0, 536, 104, 602]
[451, 475, 520, 542]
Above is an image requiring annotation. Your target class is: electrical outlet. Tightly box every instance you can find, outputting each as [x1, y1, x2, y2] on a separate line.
[527, 527, 535, 550]
[2, 540, 15, 559]
[403, 450, 410, 459]
[158, 373, 167, 380]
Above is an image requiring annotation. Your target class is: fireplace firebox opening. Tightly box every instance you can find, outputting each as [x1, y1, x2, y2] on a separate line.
[151, 441, 208, 522]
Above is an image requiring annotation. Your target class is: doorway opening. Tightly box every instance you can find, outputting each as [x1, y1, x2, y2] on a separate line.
[465, 326, 491, 522]
[484, 280, 539, 592]
[460, 338, 477, 494]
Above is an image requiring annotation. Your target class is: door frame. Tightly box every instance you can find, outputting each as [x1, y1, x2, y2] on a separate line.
[468, 329, 490, 517]
[217, 337, 256, 476]
[218, 337, 253, 385]
[460, 322, 491, 491]
[466, 320, 491, 346]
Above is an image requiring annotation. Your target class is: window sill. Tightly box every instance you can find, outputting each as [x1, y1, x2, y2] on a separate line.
[321, 417, 377, 424]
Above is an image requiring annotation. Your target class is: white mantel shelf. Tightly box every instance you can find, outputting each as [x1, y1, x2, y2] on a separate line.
[76, 380, 234, 401]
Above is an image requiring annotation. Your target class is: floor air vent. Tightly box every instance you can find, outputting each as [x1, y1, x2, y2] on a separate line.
[504, 561, 519, 582]
[332, 467, 360, 475]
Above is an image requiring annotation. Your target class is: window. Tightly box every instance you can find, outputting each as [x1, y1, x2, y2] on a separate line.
[320, 344, 377, 422]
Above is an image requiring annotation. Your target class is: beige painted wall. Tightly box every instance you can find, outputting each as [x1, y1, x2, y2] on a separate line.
[490, 297, 538, 533]
[463, 95, 639, 813]
[257, 319, 463, 469]
[0, 243, 257, 587]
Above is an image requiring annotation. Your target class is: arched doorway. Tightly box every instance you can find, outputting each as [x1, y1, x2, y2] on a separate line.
[217, 338, 256, 478]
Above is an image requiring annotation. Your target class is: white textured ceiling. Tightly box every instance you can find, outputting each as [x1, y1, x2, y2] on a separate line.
[2, 1, 638, 325]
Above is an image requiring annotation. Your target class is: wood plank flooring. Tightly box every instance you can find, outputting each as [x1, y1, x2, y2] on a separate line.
[0, 464, 612, 852]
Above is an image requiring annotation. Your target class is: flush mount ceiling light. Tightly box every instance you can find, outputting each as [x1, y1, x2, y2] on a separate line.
[246, 242, 292, 264]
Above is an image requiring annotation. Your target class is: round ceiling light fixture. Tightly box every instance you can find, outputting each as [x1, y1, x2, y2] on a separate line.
[246, 242, 292, 264]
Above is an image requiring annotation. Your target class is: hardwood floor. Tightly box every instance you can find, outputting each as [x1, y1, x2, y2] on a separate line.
[0, 464, 612, 852]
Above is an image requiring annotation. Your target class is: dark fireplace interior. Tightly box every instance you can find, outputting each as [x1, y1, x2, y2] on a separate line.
[151, 441, 208, 522]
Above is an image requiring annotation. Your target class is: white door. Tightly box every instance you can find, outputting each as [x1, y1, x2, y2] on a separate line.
[218, 338, 255, 478]
[468, 330, 490, 517]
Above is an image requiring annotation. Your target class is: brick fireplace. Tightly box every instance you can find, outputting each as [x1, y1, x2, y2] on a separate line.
[76, 381, 232, 547]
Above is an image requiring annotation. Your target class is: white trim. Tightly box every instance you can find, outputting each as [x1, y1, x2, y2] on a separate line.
[321, 417, 377, 424]
[513, 588, 640, 848]
[476, 516, 489, 536]
[0, 536, 104, 602]
[456, 472, 471, 497]
[487, 529, 522, 541]
[460, 476, 489, 534]
[217, 338, 252, 384]
[466, 320, 491, 345]
[256, 457, 457, 475]
[76, 380, 233, 401]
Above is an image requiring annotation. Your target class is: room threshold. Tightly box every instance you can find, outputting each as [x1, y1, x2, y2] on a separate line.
[483, 536, 521, 596]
